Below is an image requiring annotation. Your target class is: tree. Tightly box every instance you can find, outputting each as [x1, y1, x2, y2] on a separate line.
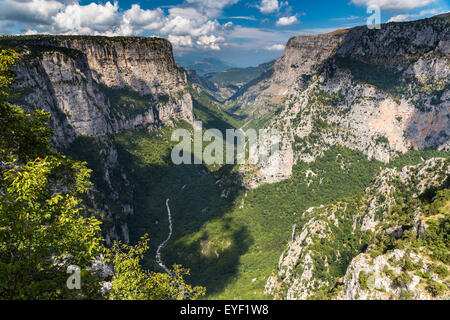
[0, 50, 52, 164]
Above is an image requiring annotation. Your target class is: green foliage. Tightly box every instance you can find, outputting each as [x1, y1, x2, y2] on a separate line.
[394, 272, 412, 288]
[366, 175, 449, 270]
[431, 264, 448, 279]
[192, 90, 240, 131]
[423, 213, 450, 264]
[428, 189, 450, 216]
[400, 289, 415, 300]
[0, 49, 18, 97]
[426, 280, 446, 297]
[359, 271, 369, 290]
[308, 90, 344, 108]
[0, 50, 52, 163]
[0, 156, 104, 299]
[388, 149, 450, 169]
[0, 50, 103, 299]
[375, 136, 390, 146]
[100, 85, 157, 119]
[383, 266, 395, 278]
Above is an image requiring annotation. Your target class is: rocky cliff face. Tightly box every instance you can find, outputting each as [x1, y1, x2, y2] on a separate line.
[265, 157, 450, 300]
[233, 14, 449, 187]
[1, 35, 194, 243]
[5, 36, 193, 147]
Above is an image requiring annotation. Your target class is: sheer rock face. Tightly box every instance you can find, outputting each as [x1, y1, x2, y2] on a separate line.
[14, 51, 112, 145]
[9, 36, 194, 147]
[235, 15, 449, 187]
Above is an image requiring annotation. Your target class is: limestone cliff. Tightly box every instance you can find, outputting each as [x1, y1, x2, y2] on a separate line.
[232, 14, 449, 187]
[0, 35, 194, 243]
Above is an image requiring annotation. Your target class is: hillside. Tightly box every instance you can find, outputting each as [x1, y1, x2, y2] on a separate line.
[204, 61, 275, 87]
[200, 61, 276, 100]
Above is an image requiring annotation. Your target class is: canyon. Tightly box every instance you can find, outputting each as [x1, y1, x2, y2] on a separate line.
[1, 13, 449, 300]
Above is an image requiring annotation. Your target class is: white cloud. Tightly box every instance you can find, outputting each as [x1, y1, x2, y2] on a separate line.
[258, 0, 279, 14]
[52, 1, 121, 34]
[332, 15, 361, 21]
[122, 5, 165, 31]
[387, 8, 438, 22]
[228, 16, 258, 21]
[350, 0, 436, 10]
[24, 29, 41, 35]
[186, 0, 239, 8]
[267, 44, 285, 51]
[186, 0, 239, 17]
[275, 15, 299, 26]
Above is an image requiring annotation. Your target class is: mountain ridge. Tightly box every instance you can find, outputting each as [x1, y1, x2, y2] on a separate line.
[228, 13, 449, 187]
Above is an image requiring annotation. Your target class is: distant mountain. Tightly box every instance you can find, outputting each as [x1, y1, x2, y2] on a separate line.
[203, 60, 275, 88]
[177, 57, 234, 75]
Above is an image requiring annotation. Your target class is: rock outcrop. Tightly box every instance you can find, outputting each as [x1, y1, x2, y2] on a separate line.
[232, 14, 449, 187]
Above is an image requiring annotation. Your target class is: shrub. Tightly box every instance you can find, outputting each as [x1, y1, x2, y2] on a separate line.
[400, 289, 414, 300]
[359, 271, 369, 290]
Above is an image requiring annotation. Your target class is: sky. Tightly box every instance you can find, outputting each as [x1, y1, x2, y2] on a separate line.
[0, 0, 448, 67]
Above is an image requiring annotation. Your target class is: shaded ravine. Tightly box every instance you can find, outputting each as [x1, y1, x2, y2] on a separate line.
[156, 198, 172, 274]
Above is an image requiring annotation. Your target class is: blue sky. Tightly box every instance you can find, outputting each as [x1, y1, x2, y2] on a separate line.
[0, 0, 448, 67]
